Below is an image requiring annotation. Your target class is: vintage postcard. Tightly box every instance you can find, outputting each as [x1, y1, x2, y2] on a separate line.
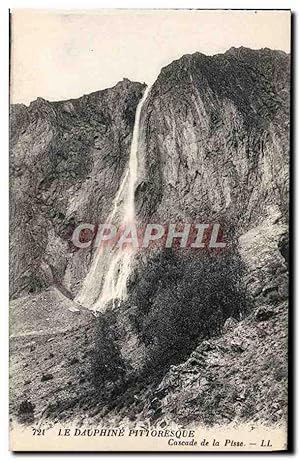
[9, 9, 291, 451]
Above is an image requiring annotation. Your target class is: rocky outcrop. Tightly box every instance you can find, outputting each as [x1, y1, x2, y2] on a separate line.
[139, 301, 288, 426]
[113, 48, 289, 424]
[132, 46, 289, 346]
[10, 79, 145, 299]
[136, 47, 289, 232]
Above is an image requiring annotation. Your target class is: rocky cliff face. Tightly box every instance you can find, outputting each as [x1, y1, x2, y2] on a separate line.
[130, 48, 289, 426]
[10, 79, 145, 299]
[10, 48, 289, 427]
[137, 47, 289, 230]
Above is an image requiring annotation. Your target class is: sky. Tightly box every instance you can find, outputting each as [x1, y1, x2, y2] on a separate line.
[10, 9, 291, 105]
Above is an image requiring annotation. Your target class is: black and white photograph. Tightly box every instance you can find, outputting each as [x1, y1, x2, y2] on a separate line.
[7, 7, 292, 452]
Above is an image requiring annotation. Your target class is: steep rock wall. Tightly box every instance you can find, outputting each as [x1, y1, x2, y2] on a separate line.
[136, 47, 289, 232]
[10, 79, 145, 298]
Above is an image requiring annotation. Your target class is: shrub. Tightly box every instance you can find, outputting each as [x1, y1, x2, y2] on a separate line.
[17, 400, 35, 424]
[92, 312, 126, 388]
[129, 248, 248, 371]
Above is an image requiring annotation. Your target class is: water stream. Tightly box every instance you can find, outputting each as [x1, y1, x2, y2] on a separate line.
[75, 85, 151, 311]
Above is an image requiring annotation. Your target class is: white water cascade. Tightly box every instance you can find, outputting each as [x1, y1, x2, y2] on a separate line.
[75, 85, 151, 312]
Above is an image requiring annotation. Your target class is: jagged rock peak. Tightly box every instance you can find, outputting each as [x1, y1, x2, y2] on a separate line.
[157, 46, 290, 82]
[14, 79, 145, 110]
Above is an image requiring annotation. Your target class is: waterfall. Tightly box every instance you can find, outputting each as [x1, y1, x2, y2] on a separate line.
[75, 84, 151, 312]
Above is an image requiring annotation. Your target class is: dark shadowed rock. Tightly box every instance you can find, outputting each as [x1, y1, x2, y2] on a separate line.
[254, 306, 276, 322]
[41, 373, 54, 382]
